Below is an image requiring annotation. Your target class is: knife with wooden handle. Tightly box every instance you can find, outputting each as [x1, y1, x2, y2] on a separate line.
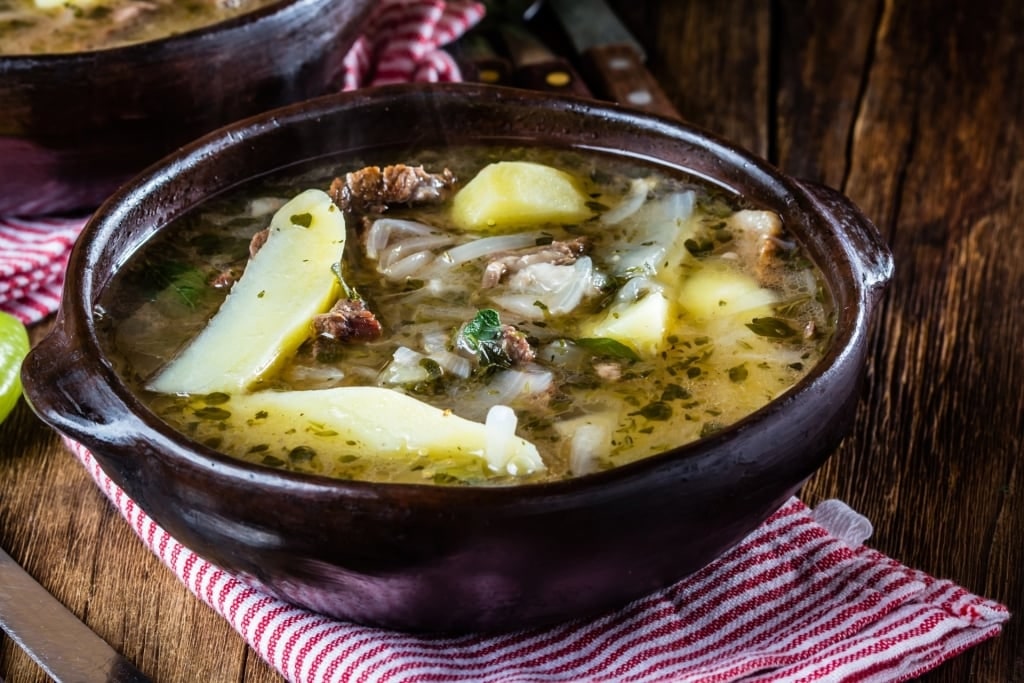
[498, 22, 593, 97]
[546, 0, 680, 119]
[0, 546, 150, 682]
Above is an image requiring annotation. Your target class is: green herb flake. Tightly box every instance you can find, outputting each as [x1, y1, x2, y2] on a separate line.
[194, 406, 231, 421]
[746, 317, 798, 339]
[289, 446, 317, 462]
[661, 383, 691, 401]
[728, 364, 749, 383]
[700, 422, 724, 438]
[290, 212, 314, 228]
[456, 309, 516, 369]
[262, 455, 286, 467]
[575, 337, 640, 361]
[203, 392, 230, 405]
[684, 238, 715, 256]
[631, 401, 673, 421]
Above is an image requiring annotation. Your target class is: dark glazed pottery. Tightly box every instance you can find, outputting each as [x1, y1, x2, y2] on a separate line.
[22, 84, 894, 633]
[0, 0, 375, 216]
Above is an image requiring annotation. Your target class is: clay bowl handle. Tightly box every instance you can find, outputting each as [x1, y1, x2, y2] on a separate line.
[21, 312, 137, 452]
[794, 179, 894, 309]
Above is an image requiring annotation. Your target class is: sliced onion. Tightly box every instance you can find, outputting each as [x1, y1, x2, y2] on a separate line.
[490, 293, 549, 320]
[366, 218, 444, 259]
[600, 177, 655, 225]
[378, 235, 454, 269]
[484, 405, 545, 475]
[378, 346, 432, 386]
[488, 367, 554, 402]
[569, 423, 611, 476]
[382, 250, 436, 280]
[437, 231, 549, 268]
[544, 256, 593, 315]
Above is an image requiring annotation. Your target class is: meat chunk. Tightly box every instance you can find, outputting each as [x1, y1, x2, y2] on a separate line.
[728, 210, 789, 284]
[248, 227, 269, 258]
[312, 299, 383, 359]
[329, 165, 457, 215]
[482, 237, 591, 288]
[498, 324, 536, 366]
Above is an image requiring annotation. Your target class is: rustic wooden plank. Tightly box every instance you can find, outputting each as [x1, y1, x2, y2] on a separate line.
[787, 0, 1024, 680]
[645, 0, 772, 156]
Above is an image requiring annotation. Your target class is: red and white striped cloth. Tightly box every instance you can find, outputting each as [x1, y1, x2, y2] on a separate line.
[65, 438, 1007, 683]
[0, 1, 1011, 679]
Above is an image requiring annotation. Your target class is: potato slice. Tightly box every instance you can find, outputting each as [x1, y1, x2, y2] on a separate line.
[451, 161, 593, 232]
[677, 265, 779, 322]
[581, 284, 673, 357]
[148, 189, 345, 395]
[191, 387, 545, 477]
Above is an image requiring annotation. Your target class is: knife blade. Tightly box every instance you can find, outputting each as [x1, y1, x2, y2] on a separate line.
[546, 0, 680, 119]
[0, 546, 150, 683]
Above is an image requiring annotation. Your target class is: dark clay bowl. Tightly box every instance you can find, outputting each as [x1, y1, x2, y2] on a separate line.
[22, 84, 893, 633]
[0, 0, 375, 216]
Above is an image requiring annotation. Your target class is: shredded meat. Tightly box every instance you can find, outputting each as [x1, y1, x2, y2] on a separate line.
[248, 228, 269, 258]
[498, 324, 536, 366]
[329, 165, 457, 215]
[593, 361, 623, 381]
[209, 268, 241, 290]
[481, 237, 592, 288]
[312, 299, 383, 359]
[729, 210, 788, 284]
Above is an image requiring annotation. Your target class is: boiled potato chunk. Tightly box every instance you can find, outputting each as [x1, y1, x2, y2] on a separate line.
[677, 265, 778, 322]
[451, 161, 593, 232]
[203, 387, 545, 476]
[148, 189, 345, 395]
[581, 286, 673, 356]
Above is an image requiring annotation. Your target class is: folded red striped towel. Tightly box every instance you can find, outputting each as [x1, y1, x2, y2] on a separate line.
[64, 438, 1007, 683]
[0, 2, 1011, 680]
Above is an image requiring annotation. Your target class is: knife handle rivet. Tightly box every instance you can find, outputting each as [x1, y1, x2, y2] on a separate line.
[627, 90, 653, 106]
[479, 69, 503, 84]
[546, 71, 572, 87]
[609, 56, 634, 70]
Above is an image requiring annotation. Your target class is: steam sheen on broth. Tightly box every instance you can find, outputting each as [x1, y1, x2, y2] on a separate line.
[0, 0, 277, 54]
[98, 147, 835, 486]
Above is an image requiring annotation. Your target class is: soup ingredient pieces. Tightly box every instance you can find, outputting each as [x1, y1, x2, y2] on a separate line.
[0, 312, 29, 425]
[312, 299, 383, 360]
[196, 387, 545, 477]
[451, 161, 593, 232]
[455, 309, 535, 368]
[581, 279, 673, 356]
[148, 189, 346, 395]
[329, 165, 457, 215]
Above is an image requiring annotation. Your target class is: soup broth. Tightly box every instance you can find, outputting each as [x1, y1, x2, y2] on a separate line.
[0, 0, 278, 54]
[99, 146, 835, 486]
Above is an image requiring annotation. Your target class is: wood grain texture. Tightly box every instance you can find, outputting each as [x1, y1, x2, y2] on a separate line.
[3, 0, 1023, 680]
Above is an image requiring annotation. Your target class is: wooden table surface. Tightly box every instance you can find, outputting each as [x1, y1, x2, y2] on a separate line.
[2, 0, 1021, 681]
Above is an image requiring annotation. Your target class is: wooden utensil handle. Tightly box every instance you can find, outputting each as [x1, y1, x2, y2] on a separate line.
[582, 43, 680, 119]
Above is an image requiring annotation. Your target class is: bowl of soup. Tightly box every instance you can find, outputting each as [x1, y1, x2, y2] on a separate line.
[0, 0, 375, 216]
[22, 83, 893, 632]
